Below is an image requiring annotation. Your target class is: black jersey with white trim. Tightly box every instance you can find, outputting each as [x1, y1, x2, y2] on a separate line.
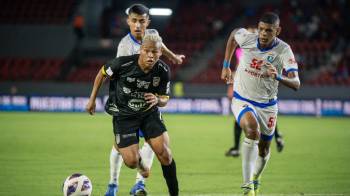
[103, 54, 170, 116]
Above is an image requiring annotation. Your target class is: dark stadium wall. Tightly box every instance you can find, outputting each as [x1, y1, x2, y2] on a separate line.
[0, 25, 75, 58]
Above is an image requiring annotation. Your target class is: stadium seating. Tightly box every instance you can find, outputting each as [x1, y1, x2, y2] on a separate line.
[0, 0, 77, 24]
[0, 57, 64, 81]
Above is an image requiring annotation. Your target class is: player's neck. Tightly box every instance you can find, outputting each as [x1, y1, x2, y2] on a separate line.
[138, 58, 152, 73]
[257, 38, 277, 50]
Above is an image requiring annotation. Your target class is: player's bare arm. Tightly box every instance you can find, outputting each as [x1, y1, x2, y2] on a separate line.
[221, 28, 239, 84]
[265, 63, 300, 91]
[161, 43, 185, 64]
[86, 67, 107, 115]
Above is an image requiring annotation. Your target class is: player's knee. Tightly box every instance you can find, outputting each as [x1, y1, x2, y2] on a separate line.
[242, 122, 260, 140]
[156, 147, 172, 165]
[123, 155, 139, 169]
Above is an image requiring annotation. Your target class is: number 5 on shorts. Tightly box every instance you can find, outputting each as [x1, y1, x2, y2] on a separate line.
[267, 116, 276, 129]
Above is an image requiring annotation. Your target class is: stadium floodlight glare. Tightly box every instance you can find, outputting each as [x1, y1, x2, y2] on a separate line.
[149, 8, 172, 16]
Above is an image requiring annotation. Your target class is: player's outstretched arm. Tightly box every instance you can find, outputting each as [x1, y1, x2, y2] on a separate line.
[161, 43, 185, 64]
[86, 67, 106, 115]
[221, 29, 239, 84]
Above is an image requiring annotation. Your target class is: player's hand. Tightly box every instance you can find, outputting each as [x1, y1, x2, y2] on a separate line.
[85, 100, 96, 115]
[144, 93, 159, 108]
[265, 63, 277, 79]
[221, 68, 233, 84]
[171, 54, 186, 64]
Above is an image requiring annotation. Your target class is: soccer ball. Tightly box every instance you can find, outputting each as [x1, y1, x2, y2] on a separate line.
[62, 173, 92, 196]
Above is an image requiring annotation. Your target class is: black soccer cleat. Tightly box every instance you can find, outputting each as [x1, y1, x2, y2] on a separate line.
[225, 147, 240, 157]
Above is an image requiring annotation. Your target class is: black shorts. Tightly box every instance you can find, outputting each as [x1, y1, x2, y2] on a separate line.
[112, 111, 167, 148]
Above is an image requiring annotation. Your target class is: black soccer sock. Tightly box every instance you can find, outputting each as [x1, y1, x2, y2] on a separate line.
[233, 121, 242, 149]
[161, 159, 179, 196]
[274, 125, 281, 141]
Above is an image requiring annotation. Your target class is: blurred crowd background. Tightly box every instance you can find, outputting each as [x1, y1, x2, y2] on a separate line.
[0, 0, 349, 98]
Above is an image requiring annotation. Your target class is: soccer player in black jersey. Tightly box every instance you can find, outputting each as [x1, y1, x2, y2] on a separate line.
[86, 34, 179, 196]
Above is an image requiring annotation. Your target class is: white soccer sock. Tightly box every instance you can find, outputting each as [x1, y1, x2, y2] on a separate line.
[136, 142, 155, 183]
[109, 146, 123, 185]
[254, 152, 271, 179]
[242, 137, 259, 184]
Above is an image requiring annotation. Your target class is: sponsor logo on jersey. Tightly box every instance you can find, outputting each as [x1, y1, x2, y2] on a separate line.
[153, 77, 160, 87]
[128, 99, 147, 111]
[123, 87, 131, 94]
[121, 133, 137, 138]
[137, 79, 150, 89]
[106, 67, 113, 76]
[127, 77, 135, 82]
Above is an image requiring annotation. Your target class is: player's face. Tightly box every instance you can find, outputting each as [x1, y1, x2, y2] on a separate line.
[258, 22, 281, 47]
[139, 41, 162, 68]
[127, 13, 150, 41]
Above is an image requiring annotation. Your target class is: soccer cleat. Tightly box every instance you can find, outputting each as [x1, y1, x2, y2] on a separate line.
[105, 183, 118, 196]
[276, 136, 285, 153]
[225, 147, 240, 157]
[252, 175, 261, 195]
[241, 182, 255, 196]
[130, 181, 148, 196]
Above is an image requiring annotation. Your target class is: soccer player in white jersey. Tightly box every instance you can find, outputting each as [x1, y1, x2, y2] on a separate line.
[221, 12, 300, 196]
[105, 4, 185, 196]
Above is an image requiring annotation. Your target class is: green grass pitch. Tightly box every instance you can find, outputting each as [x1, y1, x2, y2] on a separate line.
[0, 112, 349, 196]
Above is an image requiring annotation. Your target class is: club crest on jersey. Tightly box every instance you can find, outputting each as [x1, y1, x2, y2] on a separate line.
[153, 77, 160, 87]
[137, 79, 150, 89]
[265, 52, 276, 63]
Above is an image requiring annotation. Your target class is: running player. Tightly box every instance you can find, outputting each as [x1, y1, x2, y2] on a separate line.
[86, 33, 179, 196]
[105, 4, 184, 196]
[221, 12, 300, 195]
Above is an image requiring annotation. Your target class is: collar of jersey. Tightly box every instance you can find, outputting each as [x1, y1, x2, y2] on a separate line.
[257, 38, 279, 52]
[128, 33, 141, 45]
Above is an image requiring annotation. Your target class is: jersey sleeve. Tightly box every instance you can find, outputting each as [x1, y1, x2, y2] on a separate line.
[157, 64, 171, 96]
[116, 40, 132, 57]
[281, 46, 298, 73]
[102, 58, 121, 77]
[234, 28, 252, 47]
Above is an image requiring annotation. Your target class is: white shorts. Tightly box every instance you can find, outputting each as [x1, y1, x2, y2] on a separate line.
[231, 97, 278, 140]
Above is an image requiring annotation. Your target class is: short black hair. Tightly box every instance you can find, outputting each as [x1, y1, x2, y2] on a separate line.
[127, 4, 149, 16]
[259, 12, 280, 25]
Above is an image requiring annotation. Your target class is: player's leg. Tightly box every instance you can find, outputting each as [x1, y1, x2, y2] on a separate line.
[142, 111, 178, 196]
[252, 106, 277, 195]
[253, 138, 272, 194]
[274, 125, 285, 152]
[225, 121, 242, 157]
[105, 117, 125, 196]
[105, 144, 123, 196]
[147, 132, 178, 196]
[130, 130, 155, 196]
[232, 99, 260, 195]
